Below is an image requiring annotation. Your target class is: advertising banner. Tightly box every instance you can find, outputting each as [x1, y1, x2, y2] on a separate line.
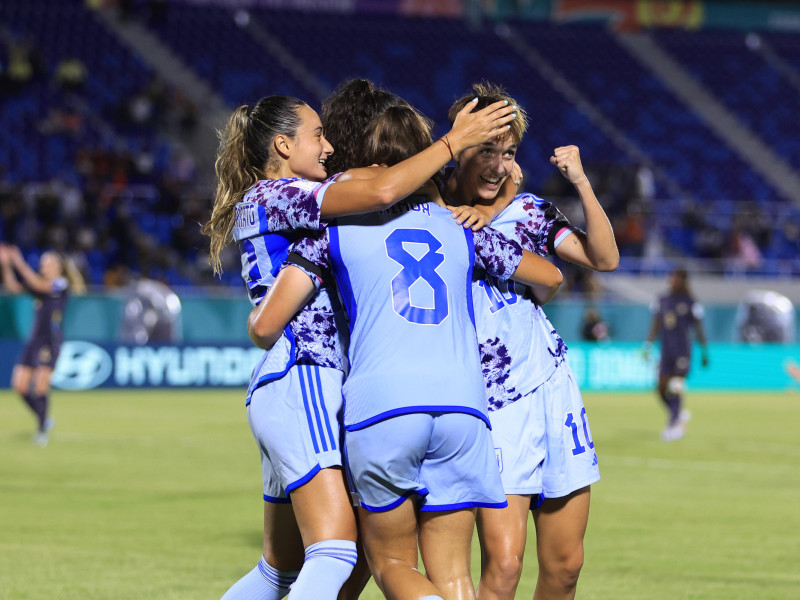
[161, 0, 800, 32]
[0, 341, 795, 391]
[0, 341, 264, 390]
[567, 342, 797, 391]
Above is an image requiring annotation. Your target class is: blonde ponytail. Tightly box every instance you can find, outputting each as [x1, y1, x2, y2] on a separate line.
[62, 255, 87, 295]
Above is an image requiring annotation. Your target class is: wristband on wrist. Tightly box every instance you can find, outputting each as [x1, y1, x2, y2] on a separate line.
[438, 135, 454, 161]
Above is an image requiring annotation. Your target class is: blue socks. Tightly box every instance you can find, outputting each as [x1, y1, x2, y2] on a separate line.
[220, 556, 299, 600]
[287, 540, 358, 600]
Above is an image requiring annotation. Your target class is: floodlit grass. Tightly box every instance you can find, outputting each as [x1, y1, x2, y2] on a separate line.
[1, 388, 798, 599]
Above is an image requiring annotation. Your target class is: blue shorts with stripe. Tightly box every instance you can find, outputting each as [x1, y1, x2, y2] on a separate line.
[344, 412, 507, 512]
[247, 364, 344, 502]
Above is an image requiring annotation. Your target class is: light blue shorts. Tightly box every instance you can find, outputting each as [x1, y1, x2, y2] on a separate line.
[489, 360, 600, 500]
[247, 364, 344, 502]
[488, 388, 546, 496]
[538, 361, 600, 498]
[344, 412, 507, 512]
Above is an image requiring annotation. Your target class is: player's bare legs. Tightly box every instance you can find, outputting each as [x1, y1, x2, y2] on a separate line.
[475, 495, 532, 600]
[532, 487, 590, 600]
[358, 499, 442, 600]
[291, 467, 358, 546]
[12, 363, 53, 441]
[787, 360, 800, 384]
[221, 466, 355, 599]
[283, 467, 359, 599]
[338, 538, 373, 600]
[261, 501, 305, 570]
[11, 364, 33, 397]
[419, 508, 478, 600]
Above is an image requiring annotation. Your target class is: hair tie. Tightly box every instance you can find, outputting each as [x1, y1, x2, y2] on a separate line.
[245, 105, 253, 117]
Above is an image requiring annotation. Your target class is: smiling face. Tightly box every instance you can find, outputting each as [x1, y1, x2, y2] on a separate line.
[454, 135, 518, 203]
[284, 105, 334, 181]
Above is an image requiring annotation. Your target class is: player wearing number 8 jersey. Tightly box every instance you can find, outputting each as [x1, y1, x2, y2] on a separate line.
[203, 93, 517, 600]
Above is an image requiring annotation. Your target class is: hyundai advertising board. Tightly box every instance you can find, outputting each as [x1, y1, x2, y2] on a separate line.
[0, 341, 264, 390]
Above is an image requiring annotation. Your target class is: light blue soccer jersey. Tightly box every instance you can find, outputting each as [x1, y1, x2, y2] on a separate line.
[232, 177, 347, 399]
[471, 193, 579, 411]
[289, 199, 524, 431]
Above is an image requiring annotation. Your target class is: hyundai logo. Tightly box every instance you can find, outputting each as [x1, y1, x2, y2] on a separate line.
[52, 341, 113, 390]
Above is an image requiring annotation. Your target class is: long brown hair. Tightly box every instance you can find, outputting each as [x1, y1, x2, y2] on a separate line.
[202, 96, 306, 275]
[322, 79, 407, 173]
[362, 105, 434, 167]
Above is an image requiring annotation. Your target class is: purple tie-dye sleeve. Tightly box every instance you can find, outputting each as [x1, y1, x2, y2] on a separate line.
[512, 194, 576, 257]
[287, 230, 332, 276]
[245, 178, 337, 232]
[473, 227, 524, 281]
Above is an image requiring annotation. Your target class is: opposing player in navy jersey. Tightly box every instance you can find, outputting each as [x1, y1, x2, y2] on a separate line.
[202, 94, 516, 600]
[644, 268, 709, 441]
[0, 244, 85, 446]
[251, 104, 562, 600]
[443, 83, 619, 600]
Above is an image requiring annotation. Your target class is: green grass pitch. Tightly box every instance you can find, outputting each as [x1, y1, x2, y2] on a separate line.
[1, 388, 798, 599]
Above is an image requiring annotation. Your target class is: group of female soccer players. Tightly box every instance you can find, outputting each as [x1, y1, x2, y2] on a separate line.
[203, 78, 619, 600]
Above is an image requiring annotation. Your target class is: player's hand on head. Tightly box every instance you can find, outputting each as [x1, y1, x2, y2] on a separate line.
[550, 145, 587, 185]
[448, 99, 517, 153]
[447, 205, 490, 231]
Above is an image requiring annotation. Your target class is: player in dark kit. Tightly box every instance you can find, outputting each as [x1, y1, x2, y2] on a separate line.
[0, 244, 84, 446]
[644, 268, 709, 441]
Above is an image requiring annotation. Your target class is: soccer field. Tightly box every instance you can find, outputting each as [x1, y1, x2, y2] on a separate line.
[1, 388, 798, 599]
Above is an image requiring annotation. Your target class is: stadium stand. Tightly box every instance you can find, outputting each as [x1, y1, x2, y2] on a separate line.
[1, 0, 799, 290]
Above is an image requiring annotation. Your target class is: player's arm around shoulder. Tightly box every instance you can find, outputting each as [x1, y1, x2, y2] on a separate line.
[248, 266, 318, 350]
[247, 233, 329, 350]
[447, 161, 523, 231]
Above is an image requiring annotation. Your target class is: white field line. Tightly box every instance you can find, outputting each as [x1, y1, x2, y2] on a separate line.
[602, 454, 798, 474]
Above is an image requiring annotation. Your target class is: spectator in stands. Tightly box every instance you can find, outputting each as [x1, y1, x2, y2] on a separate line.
[643, 268, 709, 441]
[613, 202, 645, 256]
[0, 244, 85, 446]
[581, 307, 610, 342]
[54, 56, 88, 94]
[3, 35, 34, 94]
[726, 224, 763, 271]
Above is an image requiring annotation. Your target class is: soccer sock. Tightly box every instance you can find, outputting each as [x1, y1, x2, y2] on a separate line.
[420, 596, 445, 600]
[287, 540, 358, 600]
[22, 393, 48, 431]
[665, 394, 681, 425]
[220, 556, 299, 600]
